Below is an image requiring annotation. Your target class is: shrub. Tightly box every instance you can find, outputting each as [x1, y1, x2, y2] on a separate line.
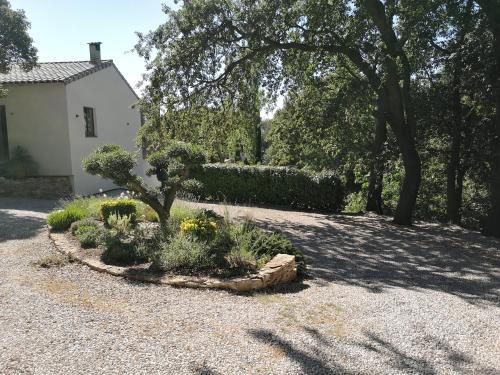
[63, 196, 106, 220]
[47, 207, 86, 231]
[151, 234, 215, 272]
[70, 218, 100, 235]
[100, 199, 137, 223]
[169, 203, 199, 227]
[188, 164, 344, 212]
[107, 213, 132, 236]
[180, 217, 217, 241]
[225, 247, 258, 273]
[101, 239, 146, 265]
[234, 227, 306, 274]
[74, 225, 102, 248]
[100, 224, 158, 265]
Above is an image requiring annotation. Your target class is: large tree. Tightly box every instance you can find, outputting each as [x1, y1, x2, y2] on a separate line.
[0, 0, 37, 96]
[136, 0, 445, 225]
[477, 0, 500, 237]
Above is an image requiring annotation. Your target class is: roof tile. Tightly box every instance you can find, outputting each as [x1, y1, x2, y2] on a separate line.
[0, 60, 114, 84]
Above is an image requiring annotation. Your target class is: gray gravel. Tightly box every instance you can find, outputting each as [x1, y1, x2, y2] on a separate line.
[1, 197, 499, 375]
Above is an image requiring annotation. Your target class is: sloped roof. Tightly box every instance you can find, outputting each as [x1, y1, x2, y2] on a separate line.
[0, 60, 114, 84]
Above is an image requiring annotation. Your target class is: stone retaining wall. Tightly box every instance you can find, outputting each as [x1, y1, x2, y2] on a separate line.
[50, 232, 298, 292]
[0, 176, 73, 199]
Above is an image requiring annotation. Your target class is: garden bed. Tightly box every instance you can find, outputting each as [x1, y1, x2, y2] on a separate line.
[46, 196, 304, 291]
[49, 231, 297, 291]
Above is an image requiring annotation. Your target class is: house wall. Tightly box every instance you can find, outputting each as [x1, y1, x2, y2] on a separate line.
[0, 83, 73, 176]
[66, 65, 146, 195]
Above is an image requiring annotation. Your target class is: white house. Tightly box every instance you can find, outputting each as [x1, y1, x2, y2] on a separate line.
[0, 42, 146, 196]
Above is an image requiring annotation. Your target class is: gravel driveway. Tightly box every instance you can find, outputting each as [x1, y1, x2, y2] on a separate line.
[1, 197, 499, 375]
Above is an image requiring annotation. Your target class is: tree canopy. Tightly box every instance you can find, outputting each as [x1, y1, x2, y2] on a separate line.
[136, 0, 500, 237]
[0, 0, 37, 96]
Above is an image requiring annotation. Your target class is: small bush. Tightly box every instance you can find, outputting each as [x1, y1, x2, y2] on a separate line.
[169, 203, 199, 227]
[100, 224, 158, 265]
[107, 213, 132, 236]
[225, 247, 258, 272]
[180, 217, 217, 241]
[234, 228, 305, 274]
[151, 234, 215, 272]
[47, 207, 86, 231]
[70, 218, 100, 235]
[100, 199, 137, 223]
[63, 196, 106, 220]
[188, 164, 344, 212]
[74, 225, 102, 248]
[101, 239, 146, 265]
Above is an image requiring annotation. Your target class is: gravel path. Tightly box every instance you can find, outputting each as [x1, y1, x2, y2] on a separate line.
[1, 197, 499, 375]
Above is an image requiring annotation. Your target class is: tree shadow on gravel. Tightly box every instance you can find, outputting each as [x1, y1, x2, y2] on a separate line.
[0, 198, 57, 243]
[248, 328, 357, 375]
[0, 209, 47, 243]
[249, 327, 497, 375]
[253, 213, 500, 306]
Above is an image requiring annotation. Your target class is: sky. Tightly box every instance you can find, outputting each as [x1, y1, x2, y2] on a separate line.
[10, 0, 176, 95]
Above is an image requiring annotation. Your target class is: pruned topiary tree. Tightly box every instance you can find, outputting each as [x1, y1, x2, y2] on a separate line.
[83, 142, 205, 234]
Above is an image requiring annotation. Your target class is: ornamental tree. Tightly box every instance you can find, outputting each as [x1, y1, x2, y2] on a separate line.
[83, 143, 205, 234]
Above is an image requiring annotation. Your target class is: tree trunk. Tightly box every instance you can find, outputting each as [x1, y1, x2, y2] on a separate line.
[393, 136, 422, 225]
[363, 0, 422, 225]
[447, 68, 464, 224]
[366, 97, 387, 214]
[255, 122, 262, 163]
[483, 24, 500, 237]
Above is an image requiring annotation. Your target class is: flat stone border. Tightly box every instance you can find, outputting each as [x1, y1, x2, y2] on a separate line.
[49, 232, 297, 292]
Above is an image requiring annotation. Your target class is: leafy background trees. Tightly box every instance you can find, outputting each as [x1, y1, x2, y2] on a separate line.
[0, 0, 37, 97]
[133, 0, 499, 236]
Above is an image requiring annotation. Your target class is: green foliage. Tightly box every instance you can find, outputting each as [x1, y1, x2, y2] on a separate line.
[106, 213, 133, 236]
[0, 146, 38, 178]
[0, 0, 37, 89]
[70, 218, 99, 235]
[225, 247, 259, 273]
[82, 144, 136, 186]
[190, 164, 344, 212]
[74, 225, 102, 249]
[180, 217, 217, 241]
[234, 227, 305, 274]
[151, 233, 216, 272]
[101, 239, 147, 266]
[100, 199, 137, 223]
[83, 143, 205, 234]
[168, 203, 200, 228]
[64, 197, 106, 220]
[47, 207, 86, 231]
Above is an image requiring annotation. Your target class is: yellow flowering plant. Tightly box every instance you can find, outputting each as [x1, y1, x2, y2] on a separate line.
[180, 217, 217, 241]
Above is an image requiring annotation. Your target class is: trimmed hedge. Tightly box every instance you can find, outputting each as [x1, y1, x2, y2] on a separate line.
[189, 164, 344, 212]
[100, 199, 137, 223]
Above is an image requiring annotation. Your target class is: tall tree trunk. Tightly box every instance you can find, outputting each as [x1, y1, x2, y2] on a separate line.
[483, 23, 500, 237]
[364, 0, 422, 225]
[255, 121, 262, 163]
[447, 68, 464, 224]
[393, 132, 422, 225]
[366, 96, 387, 214]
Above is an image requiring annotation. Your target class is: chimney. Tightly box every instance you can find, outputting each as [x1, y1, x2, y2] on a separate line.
[88, 42, 102, 64]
